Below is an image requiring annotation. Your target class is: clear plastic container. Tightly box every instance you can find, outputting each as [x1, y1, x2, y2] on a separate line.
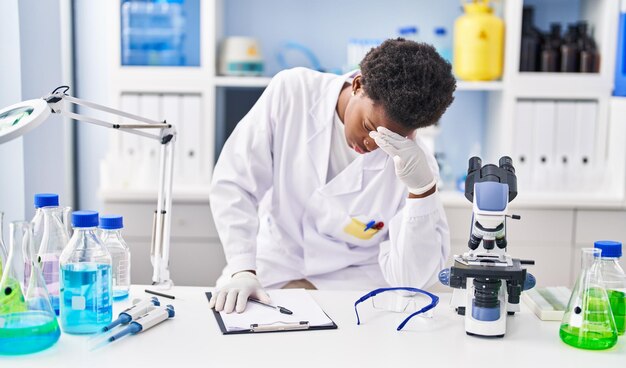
[594, 240, 626, 335]
[99, 215, 131, 301]
[432, 27, 452, 63]
[398, 26, 420, 43]
[121, 0, 187, 66]
[59, 211, 112, 334]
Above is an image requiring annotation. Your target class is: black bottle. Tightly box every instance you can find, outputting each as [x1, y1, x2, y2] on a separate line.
[540, 23, 562, 72]
[520, 6, 542, 72]
[577, 21, 600, 73]
[561, 24, 580, 72]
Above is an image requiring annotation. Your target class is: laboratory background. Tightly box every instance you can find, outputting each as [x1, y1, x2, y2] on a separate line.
[1, 0, 626, 364]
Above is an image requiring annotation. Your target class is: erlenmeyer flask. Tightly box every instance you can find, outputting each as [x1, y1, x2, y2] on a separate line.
[0, 221, 61, 355]
[0, 221, 28, 315]
[0, 211, 7, 277]
[32, 206, 70, 315]
[559, 248, 618, 350]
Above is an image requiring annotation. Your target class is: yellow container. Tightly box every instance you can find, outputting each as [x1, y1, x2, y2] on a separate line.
[454, 0, 504, 81]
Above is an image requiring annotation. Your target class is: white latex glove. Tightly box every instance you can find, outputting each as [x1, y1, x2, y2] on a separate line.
[369, 126, 436, 195]
[208, 271, 271, 313]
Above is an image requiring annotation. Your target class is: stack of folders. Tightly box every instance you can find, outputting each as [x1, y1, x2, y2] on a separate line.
[522, 287, 571, 321]
[102, 93, 205, 190]
[513, 100, 599, 194]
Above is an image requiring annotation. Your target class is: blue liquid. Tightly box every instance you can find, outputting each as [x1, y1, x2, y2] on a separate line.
[60, 263, 112, 334]
[0, 311, 61, 355]
[113, 290, 129, 300]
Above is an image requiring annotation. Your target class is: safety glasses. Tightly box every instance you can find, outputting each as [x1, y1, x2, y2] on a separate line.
[354, 287, 439, 331]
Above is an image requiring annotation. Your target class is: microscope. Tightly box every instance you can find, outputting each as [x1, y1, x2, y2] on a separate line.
[439, 156, 535, 337]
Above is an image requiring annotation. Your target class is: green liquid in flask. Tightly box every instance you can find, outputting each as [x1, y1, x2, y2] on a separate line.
[607, 289, 626, 335]
[559, 289, 618, 350]
[0, 311, 61, 355]
[0, 277, 27, 315]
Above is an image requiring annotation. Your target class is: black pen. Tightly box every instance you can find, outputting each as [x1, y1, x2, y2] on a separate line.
[249, 298, 293, 315]
[145, 289, 175, 300]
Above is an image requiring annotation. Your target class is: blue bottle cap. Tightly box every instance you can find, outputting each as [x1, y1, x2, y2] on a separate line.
[435, 27, 447, 35]
[594, 240, 622, 258]
[34, 193, 59, 208]
[99, 215, 124, 230]
[399, 26, 418, 35]
[72, 210, 99, 228]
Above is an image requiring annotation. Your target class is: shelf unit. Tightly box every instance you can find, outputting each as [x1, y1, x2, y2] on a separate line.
[85, 0, 626, 286]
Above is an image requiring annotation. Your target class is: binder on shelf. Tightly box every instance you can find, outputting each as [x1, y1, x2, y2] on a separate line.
[161, 94, 183, 184]
[117, 94, 141, 188]
[532, 100, 556, 191]
[206, 290, 338, 334]
[180, 95, 202, 185]
[137, 94, 161, 188]
[513, 100, 534, 191]
[555, 101, 577, 191]
[574, 101, 598, 190]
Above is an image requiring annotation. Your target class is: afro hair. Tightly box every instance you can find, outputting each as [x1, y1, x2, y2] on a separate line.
[360, 38, 456, 129]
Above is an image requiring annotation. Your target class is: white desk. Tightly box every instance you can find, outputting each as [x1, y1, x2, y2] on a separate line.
[2, 285, 623, 368]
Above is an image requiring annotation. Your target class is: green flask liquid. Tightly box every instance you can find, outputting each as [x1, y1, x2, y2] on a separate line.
[0, 278, 28, 315]
[607, 289, 625, 335]
[559, 287, 618, 350]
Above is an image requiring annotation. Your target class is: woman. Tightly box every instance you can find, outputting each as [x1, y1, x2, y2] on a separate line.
[209, 38, 456, 313]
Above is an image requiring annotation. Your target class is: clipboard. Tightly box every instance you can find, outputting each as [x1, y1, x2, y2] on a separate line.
[206, 292, 338, 334]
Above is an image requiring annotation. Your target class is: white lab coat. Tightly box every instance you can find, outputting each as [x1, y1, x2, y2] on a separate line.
[210, 67, 450, 290]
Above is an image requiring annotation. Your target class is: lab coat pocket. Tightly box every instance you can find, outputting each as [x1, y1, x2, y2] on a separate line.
[343, 218, 379, 240]
[338, 215, 385, 246]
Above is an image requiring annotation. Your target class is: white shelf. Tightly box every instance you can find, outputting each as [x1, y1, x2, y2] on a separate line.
[510, 73, 612, 99]
[214, 76, 272, 88]
[99, 187, 211, 203]
[214, 75, 504, 91]
[456, 80, 504, 91]
[440, 190, 626, 210]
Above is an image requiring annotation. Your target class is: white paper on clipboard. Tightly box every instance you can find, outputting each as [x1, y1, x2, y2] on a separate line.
[218, 289, 334, 332]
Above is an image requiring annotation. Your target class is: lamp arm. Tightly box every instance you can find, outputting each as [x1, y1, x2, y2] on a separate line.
[44, 88, 177, 288]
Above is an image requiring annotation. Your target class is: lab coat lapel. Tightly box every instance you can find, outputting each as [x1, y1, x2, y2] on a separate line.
[321, 149, 388, 197]
[306, 76, 347, 186]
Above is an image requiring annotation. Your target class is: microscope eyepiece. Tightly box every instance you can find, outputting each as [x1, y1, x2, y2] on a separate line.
[499, 156, 515, 174]
[468, 156, 482, 174]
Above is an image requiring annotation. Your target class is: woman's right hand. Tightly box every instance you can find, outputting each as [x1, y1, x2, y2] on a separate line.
[208, 271, 271, 313]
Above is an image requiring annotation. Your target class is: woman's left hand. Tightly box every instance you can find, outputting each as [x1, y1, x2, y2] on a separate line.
[369, 127, 436, 195]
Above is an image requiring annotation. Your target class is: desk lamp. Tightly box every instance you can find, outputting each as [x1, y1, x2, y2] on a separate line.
[0, 86, 176, 289]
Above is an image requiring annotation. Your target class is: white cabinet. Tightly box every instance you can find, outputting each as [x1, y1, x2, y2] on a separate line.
[102, 199, 225, 286]
[444, 206, 575, 288]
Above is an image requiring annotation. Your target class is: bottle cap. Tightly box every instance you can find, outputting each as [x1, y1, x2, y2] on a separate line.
[99, 215, 124, 230]
[594, 240, 622, 258]
[34, 193, 59, 208]
[72, 210, 99, 228]
[398, 26, 418, 35]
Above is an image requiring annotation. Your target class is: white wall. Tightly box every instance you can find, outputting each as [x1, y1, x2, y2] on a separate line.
[73, 0, 111, 212]
[0, 0, 26, 235]
[0, 0, 72, 240]
[18, 0, 72, 220]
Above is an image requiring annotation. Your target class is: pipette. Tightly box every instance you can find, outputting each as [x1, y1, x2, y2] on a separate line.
[108, 305, 175, 343]
[102, 297, 160, 332]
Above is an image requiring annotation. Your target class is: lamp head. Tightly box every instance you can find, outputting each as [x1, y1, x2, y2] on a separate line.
[0, 98, 50, 144]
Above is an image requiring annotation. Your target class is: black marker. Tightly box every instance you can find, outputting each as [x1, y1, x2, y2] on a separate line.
[145, 289, 175, 300]
[249, 298, 293, 315]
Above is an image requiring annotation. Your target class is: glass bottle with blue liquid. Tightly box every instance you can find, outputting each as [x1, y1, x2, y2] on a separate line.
[99, 215, 131, 300]
[59, 211, 112, 334]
